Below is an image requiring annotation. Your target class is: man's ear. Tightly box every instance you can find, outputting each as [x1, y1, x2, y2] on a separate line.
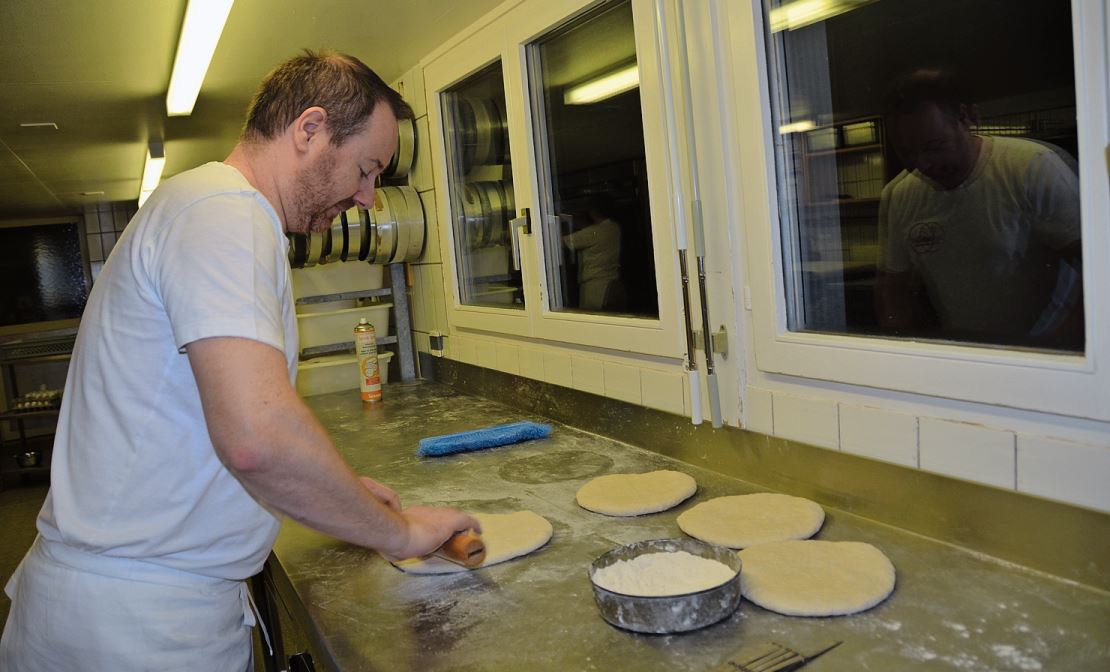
[292, 106, 328, 152]
[957, 103, 979, 129]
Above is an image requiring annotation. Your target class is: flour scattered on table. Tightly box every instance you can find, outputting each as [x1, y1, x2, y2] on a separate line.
[591, 551, 737, 596]
[991, 644, 1043, 671]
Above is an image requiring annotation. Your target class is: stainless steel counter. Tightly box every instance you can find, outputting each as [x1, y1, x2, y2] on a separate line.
[271, 381, 1110, 671]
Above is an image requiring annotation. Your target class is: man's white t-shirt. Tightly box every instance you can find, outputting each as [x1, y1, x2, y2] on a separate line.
[38, 161, 297, 581]
[878, 135, 1080, 340]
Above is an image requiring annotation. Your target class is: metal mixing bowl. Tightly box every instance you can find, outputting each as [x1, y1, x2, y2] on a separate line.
[588, 538, 742, 634]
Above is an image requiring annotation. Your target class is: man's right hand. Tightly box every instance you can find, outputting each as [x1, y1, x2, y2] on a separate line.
[385, 506, 482, 561]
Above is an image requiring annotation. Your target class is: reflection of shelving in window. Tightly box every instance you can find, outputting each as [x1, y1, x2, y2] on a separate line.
[800, 116, 886, 206]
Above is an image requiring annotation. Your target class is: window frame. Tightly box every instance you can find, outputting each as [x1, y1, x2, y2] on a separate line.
[725, 0, 1110, 421]
[425, 0, 686, 358]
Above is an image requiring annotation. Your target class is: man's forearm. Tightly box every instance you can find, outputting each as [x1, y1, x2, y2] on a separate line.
[187, 337, 411, 556]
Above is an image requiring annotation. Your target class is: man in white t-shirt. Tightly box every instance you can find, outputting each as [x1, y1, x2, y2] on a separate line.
[875, 69, 1083, 350]
[0, 51, 479, 671]
[563, 197, 626, 311]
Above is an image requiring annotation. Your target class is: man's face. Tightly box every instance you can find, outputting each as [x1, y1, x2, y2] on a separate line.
[290, 104, 400, 234]
[890, 103, 978, 190]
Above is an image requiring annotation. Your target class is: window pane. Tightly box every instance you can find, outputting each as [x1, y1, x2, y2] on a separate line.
[442, 61, 522, 309]
[0, 222, 87, 327]
[764, 0, 1083, 352]
[529, 0, 659, 318]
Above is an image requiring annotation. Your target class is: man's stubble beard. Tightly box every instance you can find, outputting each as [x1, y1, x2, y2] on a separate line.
[291, 147, 345, 234]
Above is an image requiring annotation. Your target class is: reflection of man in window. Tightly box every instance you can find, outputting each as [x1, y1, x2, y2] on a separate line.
[875, 68, 1083, 351]
[563, 196, 626, 311]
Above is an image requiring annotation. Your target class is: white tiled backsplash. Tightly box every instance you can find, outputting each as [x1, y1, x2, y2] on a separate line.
[425, 329, 1110, 513]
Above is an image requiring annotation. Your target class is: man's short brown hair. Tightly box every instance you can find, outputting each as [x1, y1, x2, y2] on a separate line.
[242, 49, 413, 146]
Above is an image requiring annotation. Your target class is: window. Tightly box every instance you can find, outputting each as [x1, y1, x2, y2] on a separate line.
[765, 0, 1082, 353]
[442, 60, 521, 310]
[426, 0, 683, 355]
[725, 0, 1110, 419]
[527, 0, 659, 318]
[0, 220, 87, 329]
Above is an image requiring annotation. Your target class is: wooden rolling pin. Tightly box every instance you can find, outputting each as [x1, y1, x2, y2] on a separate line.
[432, 529, 486, 568]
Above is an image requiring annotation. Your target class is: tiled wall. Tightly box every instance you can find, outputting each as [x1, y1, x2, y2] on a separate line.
[83, 202, 136, 282]
[745, 386, 1110, 513]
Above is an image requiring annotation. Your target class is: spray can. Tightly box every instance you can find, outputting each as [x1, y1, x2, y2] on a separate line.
[354, 318, 382, 403]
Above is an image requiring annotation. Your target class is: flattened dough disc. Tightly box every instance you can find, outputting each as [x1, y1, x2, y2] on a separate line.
[676, 493, 824, 548]
[738, 540, 896, 616]
[576, 470, 697, 516]
[394, 511, 553, 575]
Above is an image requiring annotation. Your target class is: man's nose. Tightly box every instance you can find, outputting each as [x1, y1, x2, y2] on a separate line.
[353, 183, 375, 209]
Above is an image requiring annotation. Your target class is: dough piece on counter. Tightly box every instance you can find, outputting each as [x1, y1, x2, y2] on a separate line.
[576, 470, 697, 516]
[394, 511, 553, 575]
[676, 493, 824, 548]
[738, 540, 896, 616]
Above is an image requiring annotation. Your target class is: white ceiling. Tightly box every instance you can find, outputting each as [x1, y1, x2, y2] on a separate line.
[0, 0, 506, 219]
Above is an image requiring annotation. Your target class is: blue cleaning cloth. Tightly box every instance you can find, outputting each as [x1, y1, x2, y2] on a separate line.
[417, 421, 552, 457]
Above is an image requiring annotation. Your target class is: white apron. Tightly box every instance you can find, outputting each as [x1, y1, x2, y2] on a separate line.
[0, 537, 259, 671]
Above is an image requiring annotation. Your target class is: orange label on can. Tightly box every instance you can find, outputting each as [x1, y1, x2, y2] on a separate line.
[355, 324, 382, 403]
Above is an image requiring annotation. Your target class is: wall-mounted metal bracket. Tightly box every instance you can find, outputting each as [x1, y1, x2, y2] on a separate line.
[694, 326, 729, 358]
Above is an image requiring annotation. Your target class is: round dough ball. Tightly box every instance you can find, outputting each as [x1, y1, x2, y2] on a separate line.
[394, 511, 553, 575]
[576, 470, 697, 516]
[676, 493, 824, 548]
[738, 540, 896, 616]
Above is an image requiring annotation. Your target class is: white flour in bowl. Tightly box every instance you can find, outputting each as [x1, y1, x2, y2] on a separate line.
[591, 551, 736, 596]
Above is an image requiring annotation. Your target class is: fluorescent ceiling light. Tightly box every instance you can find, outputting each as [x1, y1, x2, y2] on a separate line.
[166, 0, 234, 116]
[769, 0, 875, 33]
[138, 141, 166, 207]
[779, 120, 816, 135]
[564, 63, 639, 105]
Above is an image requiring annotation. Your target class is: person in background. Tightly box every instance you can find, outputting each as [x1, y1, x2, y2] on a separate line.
[0, 50, 479, 671]
[563, 195, 626, 312]
[874, 68, 1083, 350]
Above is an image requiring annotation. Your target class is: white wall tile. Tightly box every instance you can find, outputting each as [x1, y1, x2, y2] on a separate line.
[772, 393, 839, 449]
[451, 336, 475, 365]
[83, 209, 101, 233]
[416, 190, 441, 264]
[476, 340, 498, 369]
[839, 404, 918, 468]
[412, 116, 434, 192]
[743, 386, 773, 435]
[641, 369, 685, 416]
[1017, 436, 1110, 512]
[920, 418, 1015, 490]
[570, 355, 604, 395]
[542, 351, 573, 388]
[413, 331, 430, 355]
[112, 207, 128, 232]
[87, 234, 103, 262]
[519, 348, 544, 381]
[495, 343, 520, 375]
[604, 361, 642, 405]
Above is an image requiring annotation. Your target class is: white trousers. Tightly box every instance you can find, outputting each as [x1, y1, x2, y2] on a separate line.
[0, 537, 255, 672]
